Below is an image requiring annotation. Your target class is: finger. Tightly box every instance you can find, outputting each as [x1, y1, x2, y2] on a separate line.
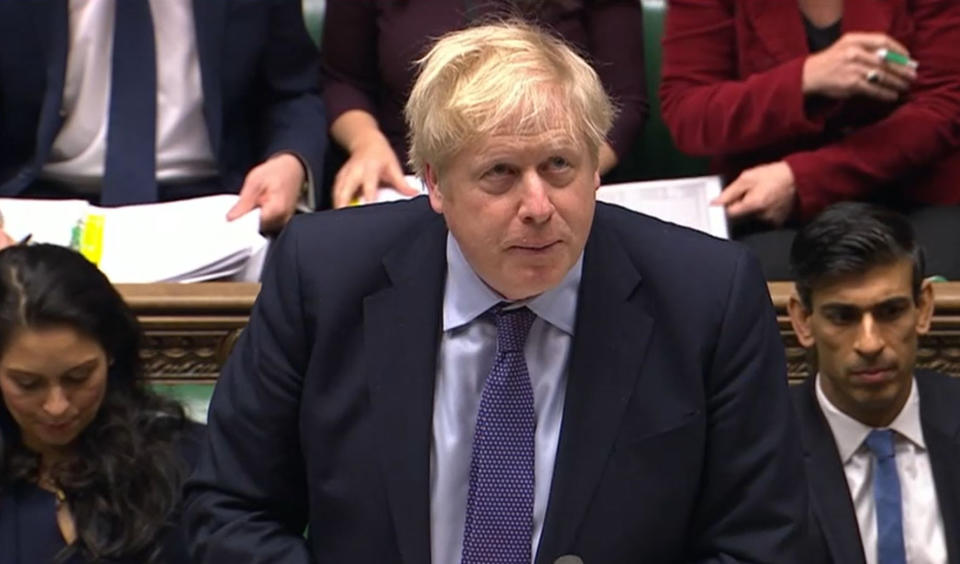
[845, 33, 910, 59]
[712, 179, 750, 206]
[860, 63, 910, 94]
[227, 177, 262, 221]
[856, 65, 900, 102]
[385, 164, 419, 196]
[725, 195, 761, 219]
[257, 201, 289, 234]
[875, 66, 911, 93]
[332, 166, 363, 209]
[361, 170, 379, 205]
[880, 58, 917, 83]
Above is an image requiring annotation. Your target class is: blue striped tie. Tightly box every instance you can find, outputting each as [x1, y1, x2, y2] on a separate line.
[864, 429, 907, 564]
[102, 0, 157, 205]
[461, 305, 537, 564]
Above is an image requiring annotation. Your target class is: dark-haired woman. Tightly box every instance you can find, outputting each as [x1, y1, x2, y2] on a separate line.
[0, 244, 203, 563]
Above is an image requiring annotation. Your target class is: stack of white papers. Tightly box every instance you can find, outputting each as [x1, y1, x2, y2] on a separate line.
[597, 176, 728, 238]
[0, 195, 268, 283]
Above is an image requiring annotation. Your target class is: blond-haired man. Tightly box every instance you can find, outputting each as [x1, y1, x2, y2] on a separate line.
[185, 22, 809, 563]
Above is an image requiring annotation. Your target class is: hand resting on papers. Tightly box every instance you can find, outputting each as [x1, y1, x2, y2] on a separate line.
[227, 153, 306, 233]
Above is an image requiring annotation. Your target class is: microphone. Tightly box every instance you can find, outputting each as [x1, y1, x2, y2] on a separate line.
[554, 556, 584, 564]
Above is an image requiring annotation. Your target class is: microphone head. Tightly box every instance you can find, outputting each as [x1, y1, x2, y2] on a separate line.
[554, 556, 584, 564]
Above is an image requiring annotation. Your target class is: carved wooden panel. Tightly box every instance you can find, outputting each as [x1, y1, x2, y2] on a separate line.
[120, 282, 960, 383]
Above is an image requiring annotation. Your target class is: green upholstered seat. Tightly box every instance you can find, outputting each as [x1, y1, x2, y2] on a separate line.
[152, 383, 215, 423]
[609, 0, 709, 182]
[302, 0, 326, 47]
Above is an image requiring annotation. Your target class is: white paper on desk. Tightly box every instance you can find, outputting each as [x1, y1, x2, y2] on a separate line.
[97, 195, 266, 283]
[0, 198, 91, 246]
[597, 176, 728, 239]
[354, 175, 427, 205]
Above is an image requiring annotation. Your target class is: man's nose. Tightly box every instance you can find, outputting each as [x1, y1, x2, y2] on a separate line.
[854, 314, 885, 357]
[518, 170, 554, 224]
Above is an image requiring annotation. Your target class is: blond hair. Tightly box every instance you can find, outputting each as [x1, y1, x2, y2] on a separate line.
[404, 20, 615, 177]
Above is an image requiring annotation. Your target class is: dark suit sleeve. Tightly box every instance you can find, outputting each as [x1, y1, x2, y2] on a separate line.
[689, 249, 810, 563]
[584, 0, 648, 159]
[320, 0, 379, 128]
[258, 0, 327, 181]
[183, 222, 313, 563]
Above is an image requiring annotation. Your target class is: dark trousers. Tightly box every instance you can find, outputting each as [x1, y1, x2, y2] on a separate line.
[735, 205, 960, 281]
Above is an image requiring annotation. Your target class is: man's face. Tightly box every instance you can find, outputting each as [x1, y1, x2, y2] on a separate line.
[425, 128, 598, 300]
[788, 259, 933, 426]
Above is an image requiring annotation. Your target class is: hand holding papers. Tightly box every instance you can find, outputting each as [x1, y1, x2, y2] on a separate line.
[0, 195, 268, 282]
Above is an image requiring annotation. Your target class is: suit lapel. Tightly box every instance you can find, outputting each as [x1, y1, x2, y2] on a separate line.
[917, 374, 960, 564]
[27, 0, 69, 175]
[192, 0, 226, 160]
[795, 378, 867, 564]
[364, 214, 448, 564]
[742, 0, 809, 61]
[535, 217, 651, 563]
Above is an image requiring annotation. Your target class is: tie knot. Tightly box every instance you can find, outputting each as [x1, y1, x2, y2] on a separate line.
[865, 429, 897, 460]
[494, 305, 537, 353]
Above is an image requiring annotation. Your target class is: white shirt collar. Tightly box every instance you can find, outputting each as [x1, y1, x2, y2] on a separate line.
[442, 233, 582, 335]
[815, 374, 925, 463]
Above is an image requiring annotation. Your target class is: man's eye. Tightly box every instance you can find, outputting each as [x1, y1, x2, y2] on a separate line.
[825, 308, 860, 325]
[874, 303, 908, 322]
[546, 156, 570, 169]
[484, 164, 513, 178]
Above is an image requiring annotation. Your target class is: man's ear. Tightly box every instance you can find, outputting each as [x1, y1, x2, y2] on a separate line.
[916, 278, 935, 335]
[424, 164, 443, 214]
[787, 293, 816, 348]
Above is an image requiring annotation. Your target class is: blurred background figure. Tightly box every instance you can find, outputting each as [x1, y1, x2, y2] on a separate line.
[0, 244, 203, 563]
[0, 0, 326, 233]
[321, 0, 648, 208]
[660, 0, 960, 280]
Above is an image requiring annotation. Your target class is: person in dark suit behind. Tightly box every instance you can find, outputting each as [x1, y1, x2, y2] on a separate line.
[0, 244, 204, 563]
[0, 0, 326, 232]
[787, 202, 960, 563]
[184, 20, 809, 563]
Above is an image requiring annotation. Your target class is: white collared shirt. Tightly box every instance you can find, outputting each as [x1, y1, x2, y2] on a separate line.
[816, 375, 947, 564]
[40, 0, 217, 189]
[430, 234, 581, 564]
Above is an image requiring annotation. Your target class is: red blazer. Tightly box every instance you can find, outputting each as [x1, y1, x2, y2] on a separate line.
[659, 0, 960, 221]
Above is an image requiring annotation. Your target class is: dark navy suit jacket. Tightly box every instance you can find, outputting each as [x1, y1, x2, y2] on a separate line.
[792, 371, 960, 564]
[185, 197, 811, 563]
[0, 0, 326, 199]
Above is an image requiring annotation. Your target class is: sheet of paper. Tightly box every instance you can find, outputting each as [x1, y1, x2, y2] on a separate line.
[0, 198, 91, 246]
[597, 176, 728, 239]
[96, 194, 265, 283]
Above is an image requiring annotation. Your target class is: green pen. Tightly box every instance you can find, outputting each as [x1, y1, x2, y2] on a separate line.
[876, 48, 918, 70]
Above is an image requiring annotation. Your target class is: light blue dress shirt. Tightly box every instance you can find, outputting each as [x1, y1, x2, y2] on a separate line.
[430, 234, 582, 564]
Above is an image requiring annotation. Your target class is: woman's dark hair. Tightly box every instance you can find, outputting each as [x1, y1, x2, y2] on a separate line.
[790, 202, 926, 309]
[0, 244, 188, 563]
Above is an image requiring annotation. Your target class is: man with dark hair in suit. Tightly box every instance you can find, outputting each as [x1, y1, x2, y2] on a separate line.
[184, 21, 809, 563]
[788, 202, 960, 564]
[0, 0, 326, 232]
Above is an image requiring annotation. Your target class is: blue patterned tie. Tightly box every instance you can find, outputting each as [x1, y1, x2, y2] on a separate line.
[864, 429, 907, 564]
[461, 305, 537, 564]
[102, 0, 157, 205]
